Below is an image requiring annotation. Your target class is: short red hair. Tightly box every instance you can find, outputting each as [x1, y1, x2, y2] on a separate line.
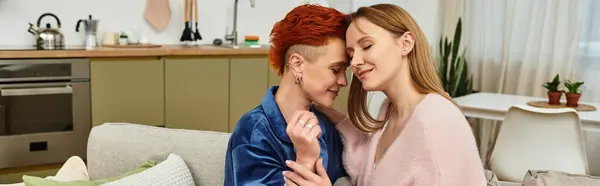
[269, 4, 347, 75]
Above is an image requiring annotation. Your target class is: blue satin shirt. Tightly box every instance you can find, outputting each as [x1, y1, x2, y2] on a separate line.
[224, 86, 347, 186]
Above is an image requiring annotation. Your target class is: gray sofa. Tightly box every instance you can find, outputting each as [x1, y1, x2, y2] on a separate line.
[87, 123, 516, 186]
[87, 123, 353, 186]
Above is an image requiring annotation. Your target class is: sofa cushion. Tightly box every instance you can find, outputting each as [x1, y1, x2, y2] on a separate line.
[86, 123, 231, 186]
[102, 154, 194, 186]
[485, 170, 522, 186]
[522, 170, 600, 186]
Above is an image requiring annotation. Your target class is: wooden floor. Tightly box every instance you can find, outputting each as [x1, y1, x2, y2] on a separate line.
[0, 163, 62, 184]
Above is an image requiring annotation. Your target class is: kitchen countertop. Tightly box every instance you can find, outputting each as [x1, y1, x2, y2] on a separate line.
[0, 45, 269, 59]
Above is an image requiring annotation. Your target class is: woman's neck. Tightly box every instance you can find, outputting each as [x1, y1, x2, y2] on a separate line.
[383, 62, 425, 120]
[275, 76, 312, 123]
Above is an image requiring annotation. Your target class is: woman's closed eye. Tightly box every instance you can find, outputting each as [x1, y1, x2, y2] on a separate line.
[331, 68, 340, 73]
[363, 44, 372, 50]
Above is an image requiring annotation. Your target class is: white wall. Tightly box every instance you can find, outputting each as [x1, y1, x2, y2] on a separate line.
[0, 0, 441, 47]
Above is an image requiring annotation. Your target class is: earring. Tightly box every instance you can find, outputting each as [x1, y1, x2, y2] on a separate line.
[295, 76, 302, 84]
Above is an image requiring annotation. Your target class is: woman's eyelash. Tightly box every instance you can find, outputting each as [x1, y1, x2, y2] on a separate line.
[363, 45, 372, 50]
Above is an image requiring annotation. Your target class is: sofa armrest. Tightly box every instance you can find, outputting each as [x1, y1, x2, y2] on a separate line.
[86, 123, 231, 186]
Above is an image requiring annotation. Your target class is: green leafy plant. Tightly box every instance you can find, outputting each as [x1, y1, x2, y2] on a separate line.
[543, 74, 562, 92]
[438, 17, 474, 98]
[564, 80, 584, 94]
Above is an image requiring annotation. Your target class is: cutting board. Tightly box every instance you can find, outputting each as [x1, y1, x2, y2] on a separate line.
[145, 0, 171, 32]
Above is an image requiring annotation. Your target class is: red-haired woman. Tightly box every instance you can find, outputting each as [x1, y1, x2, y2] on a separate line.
[224, 4, 350, 186]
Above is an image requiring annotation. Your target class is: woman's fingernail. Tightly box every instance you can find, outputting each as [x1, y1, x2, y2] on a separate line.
[282, 171, 287, 175]
[285, 160, 291, 165]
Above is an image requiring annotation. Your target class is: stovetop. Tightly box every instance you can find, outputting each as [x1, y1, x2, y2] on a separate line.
[0, 45, 87, 51]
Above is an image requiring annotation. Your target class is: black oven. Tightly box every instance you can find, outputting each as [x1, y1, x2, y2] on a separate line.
[0, 58, 90, 169]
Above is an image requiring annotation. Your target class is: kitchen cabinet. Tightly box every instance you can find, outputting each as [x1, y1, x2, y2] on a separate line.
[229, 56, 269, 132]
[267, 65, 281, 87]
[90, 58, 165, 127]
[164, 57, 230, 132]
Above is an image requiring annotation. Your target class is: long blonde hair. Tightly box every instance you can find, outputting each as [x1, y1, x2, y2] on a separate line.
[347, 4, 453, 132]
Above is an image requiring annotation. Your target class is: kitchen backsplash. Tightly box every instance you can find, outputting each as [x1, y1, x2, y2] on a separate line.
[0, 0, 440, 46]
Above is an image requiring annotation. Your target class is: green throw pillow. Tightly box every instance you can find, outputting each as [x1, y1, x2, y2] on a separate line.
[22, 160, 157, 186]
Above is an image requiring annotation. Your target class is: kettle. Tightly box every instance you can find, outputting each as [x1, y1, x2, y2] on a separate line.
[27, 13, 65, 50]
[76, 14, 99, 49]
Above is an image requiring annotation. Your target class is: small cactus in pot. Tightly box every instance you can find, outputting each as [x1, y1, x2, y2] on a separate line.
[564, 80, 584, 107]
[543, 74, 563, 105]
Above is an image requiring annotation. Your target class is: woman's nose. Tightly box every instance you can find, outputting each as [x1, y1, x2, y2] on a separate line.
[350, 55, 364, 67]
[337, 72, 347, 87]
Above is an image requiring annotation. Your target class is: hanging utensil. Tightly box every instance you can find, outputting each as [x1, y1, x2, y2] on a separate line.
[145, 0, 171, 32]
[192, 0, 202, 41]
[179, 0, 193, 42]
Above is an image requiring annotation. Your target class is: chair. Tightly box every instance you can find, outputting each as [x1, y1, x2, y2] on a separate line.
[367, 91, 387, 117]
[489, 104, 589, 182]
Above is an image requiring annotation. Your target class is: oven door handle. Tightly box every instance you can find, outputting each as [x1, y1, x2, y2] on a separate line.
[0, 84, 72, 96]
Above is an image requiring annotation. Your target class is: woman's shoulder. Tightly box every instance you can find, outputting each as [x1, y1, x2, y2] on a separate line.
[413, 93, 468, 129]
[230, 106, 270, 139]
[236, 106, 269, 128]
[418, 93, 461, 115]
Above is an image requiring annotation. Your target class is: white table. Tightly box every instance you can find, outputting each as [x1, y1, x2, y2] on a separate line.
[454, 92, 600, 132]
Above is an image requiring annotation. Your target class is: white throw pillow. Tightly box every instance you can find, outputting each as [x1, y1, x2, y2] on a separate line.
[0, 156, 89, 186]
[102, 153, 195, 186]
[47, 156, 90, 182]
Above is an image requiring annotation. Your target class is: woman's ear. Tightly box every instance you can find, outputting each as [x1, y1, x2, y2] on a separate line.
[288, 53, 306, 76]
[396, 32, 415, 56]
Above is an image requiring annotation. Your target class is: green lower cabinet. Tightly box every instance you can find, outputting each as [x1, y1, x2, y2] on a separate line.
[164, 57, 230, 132]
[90, 58, 165, 127]
[228, 56, 269, 132]
[268, 65, 281, 87]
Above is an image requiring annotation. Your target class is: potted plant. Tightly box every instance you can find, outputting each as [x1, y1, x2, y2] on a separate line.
[438, 17, 476, 98]
[564, 80, 584, 107]
[119, 32, 129, 45]
[543, 74, 562, 105]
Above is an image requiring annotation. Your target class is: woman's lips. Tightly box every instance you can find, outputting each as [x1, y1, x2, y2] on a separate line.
[328, 90, 339, 97]
[358, 69, 372, 80]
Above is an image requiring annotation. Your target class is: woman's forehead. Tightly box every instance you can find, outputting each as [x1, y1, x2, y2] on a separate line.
[348, 18, 377, 35]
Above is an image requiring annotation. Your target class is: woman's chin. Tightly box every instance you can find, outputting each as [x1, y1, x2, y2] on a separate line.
[362, 83, 377, 92]
[313, 99, 334, 109]
[361, 78, 386, 92]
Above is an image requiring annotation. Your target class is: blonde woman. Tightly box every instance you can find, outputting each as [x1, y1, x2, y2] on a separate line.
[282, 4, 487, 186]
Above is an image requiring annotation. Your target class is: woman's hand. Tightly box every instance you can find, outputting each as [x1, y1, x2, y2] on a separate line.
[286, 110, 322, 171]
[283, 158, 331, 186]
